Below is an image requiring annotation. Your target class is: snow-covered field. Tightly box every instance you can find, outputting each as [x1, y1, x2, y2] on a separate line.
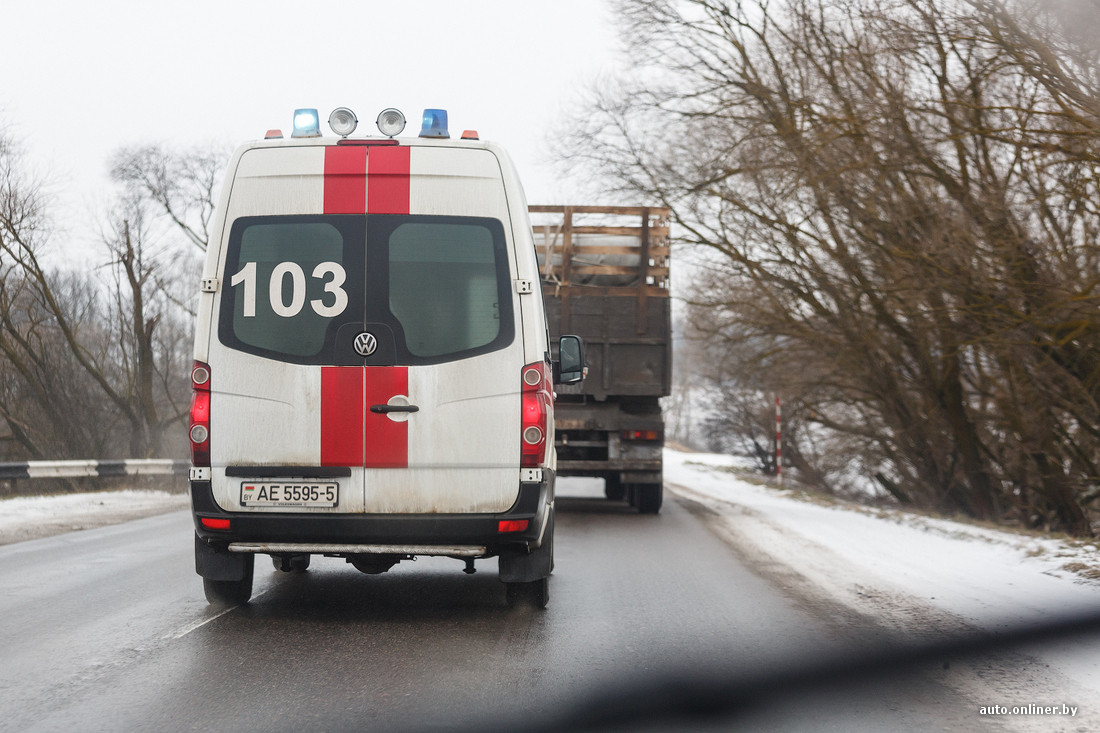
[665, 449, 1100, 732]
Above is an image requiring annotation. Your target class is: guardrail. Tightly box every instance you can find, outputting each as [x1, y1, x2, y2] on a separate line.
[0, 459, 189, 480]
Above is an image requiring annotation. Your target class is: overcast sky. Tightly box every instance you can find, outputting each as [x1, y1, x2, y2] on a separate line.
[2, 0, 624, 254]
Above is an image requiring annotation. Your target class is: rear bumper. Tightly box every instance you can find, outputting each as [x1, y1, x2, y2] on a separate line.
[190, 470, 554, 556]
[556, 458, 662, 473]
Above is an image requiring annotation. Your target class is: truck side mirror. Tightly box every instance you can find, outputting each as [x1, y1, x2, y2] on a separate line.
[555, 335, 586, 385]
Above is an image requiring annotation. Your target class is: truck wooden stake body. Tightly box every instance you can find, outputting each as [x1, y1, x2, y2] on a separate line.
[532, 205, 671, 514]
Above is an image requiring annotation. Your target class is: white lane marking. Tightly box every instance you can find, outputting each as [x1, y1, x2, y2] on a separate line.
[166, 606, 236, 639]
[166, 589, 269, 639]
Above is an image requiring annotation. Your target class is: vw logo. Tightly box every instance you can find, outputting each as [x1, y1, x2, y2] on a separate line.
[353, 331, 378, 357]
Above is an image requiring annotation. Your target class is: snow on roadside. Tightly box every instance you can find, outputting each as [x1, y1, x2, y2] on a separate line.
[0, 490, 188, 545]
[666, 449, 1100, 622]
[665, 447, 1100, 728]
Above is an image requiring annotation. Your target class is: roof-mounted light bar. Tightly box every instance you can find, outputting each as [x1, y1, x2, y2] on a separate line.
[279, 106, 457, 141]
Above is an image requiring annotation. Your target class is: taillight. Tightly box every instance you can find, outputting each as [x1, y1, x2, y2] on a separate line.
[521, 362, 551, 468]
[621, 429, 661, 441]
[498, 519, 529, 533]
[190, 361, 211, 468]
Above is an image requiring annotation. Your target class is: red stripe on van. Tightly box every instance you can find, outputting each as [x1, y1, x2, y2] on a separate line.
[364, 366, 409, 468]
[366, 146, 411, 215]
[320, 366, 410, 468]
[324, 146, 368, 214]
[320, 367, 364, 466]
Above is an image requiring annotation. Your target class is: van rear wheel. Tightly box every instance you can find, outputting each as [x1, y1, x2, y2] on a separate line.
[506, 577, 549, 609]
[203, 573, 254, 606]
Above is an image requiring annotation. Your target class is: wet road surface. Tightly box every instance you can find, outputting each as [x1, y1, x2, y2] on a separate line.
[0, 479, 994, 732]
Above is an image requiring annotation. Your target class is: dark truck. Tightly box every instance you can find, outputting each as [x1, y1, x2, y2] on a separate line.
[531, 205, 671, 514]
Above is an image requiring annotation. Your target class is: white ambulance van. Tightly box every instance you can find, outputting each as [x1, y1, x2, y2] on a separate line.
[189, 107, 584, 608]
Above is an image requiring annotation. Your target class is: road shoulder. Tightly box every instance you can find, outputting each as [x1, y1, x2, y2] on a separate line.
[0, 490, 189, 545]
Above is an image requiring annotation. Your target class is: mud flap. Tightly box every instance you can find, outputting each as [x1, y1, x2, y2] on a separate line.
[499, 509, 554, 583]
[195, 534, 252, 581]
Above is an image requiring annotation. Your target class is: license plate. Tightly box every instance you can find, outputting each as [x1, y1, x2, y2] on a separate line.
[240, 482, 339, 508]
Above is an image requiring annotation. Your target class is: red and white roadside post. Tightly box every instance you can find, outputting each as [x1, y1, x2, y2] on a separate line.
[775, 395, 782, 487]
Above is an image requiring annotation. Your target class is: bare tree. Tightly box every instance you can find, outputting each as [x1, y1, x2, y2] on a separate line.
[0, 131, 216, 464]
[571, 0, 1100, 534]
[109, 143, 225, 252]
[0, 131, 125, 458]
[97, 189, 197, 457]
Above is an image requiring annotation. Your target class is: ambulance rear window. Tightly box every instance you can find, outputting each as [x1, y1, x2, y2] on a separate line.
[228, 221, 348, 357]
[218, 214, 513, 365]
[388, 221, 501, 358]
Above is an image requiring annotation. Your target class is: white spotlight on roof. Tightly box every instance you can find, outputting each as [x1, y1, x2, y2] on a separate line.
[328, 107, 358, 137]
[376, 108, 406, 137]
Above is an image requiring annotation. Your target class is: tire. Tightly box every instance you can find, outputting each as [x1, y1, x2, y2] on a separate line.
[506, 577, 549, 609]
[196, 539, 254, 605]
[272, 554, 311, 572]
[604, 476, 626, 501]
[634, 483, 663, 514]
[203, 568, 254, 606]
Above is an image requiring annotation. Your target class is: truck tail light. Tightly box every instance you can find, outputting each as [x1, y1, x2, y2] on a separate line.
[190, 361, 211, 468]
[521, 362, 552, 468]
[621, 429, 661, 441]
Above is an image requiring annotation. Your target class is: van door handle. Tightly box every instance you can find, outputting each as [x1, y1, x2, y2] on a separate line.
[370, 404, 420, 414]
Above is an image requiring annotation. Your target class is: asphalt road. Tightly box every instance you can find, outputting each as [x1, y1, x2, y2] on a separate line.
[0, 479, 997, 733]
